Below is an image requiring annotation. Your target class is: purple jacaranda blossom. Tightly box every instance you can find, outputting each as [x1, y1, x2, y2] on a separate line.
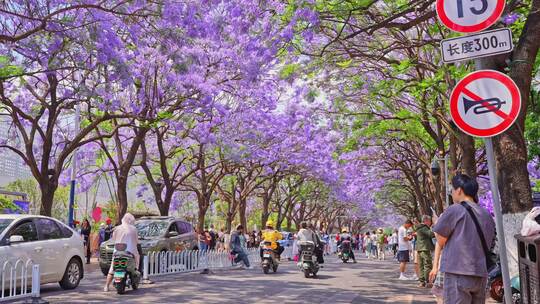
[503, 13, 520, 25]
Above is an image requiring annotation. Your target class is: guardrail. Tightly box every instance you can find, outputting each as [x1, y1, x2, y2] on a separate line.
[282, 246, 293, 260]
[0, 260, 40, 302]
[142, 247, 277, 280]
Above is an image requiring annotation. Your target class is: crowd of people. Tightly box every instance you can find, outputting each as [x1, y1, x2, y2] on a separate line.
[324, 173, 496, 304]
[86, 172, 496, 303]
[194, 225, 265, 253]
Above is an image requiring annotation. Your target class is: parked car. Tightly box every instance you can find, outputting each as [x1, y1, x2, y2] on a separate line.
[99, 216, 198, 275]
[0, 214, 85, 290]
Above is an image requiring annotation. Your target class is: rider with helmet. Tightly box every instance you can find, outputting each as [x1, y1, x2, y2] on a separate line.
[338, 228, 357, 263]
[260, 220, 284, 259]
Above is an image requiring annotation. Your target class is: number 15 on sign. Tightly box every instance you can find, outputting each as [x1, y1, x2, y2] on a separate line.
[436, 0, 506, 33]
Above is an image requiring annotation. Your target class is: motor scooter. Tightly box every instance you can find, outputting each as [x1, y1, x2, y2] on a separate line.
[297, 241, 319, 278]
[260, 241, 279, 274]
[112, 243, 141, 294]
[337, 240, 352, 263]
[488, 263, 521, 303]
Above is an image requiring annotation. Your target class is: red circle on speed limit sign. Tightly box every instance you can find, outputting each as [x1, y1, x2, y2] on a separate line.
[436, 0, 505, 33]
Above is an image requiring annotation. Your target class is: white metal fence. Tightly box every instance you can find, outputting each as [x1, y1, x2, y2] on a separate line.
[143, 246, 294, 280]
[282, 245, 293, 260]
[0, 260, 40, 302]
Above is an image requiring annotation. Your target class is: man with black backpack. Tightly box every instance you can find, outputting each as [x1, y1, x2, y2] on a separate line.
[431, 174, 496, 304]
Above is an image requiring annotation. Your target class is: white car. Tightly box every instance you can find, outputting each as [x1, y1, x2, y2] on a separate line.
[0, 214, 85, 289]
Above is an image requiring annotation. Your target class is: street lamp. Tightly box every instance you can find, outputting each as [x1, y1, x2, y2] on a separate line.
[431, 152, 449, 208]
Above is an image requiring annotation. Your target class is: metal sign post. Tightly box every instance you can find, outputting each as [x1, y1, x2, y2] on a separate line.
[484, 137, 513, 304]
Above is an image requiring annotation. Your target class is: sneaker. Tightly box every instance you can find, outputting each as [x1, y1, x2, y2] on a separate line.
[246, 266, 254, 270]
[410, 275, 419, 281]
[399, 274, 409, 280]
[103, 286, 109, 292]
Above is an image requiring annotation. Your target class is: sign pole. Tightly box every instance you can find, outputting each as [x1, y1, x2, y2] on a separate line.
[474, 58, 512, 304]
[484, 137, 512, 304]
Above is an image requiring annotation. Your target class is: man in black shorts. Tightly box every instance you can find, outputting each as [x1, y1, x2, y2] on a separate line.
[397, 219, 414, 280]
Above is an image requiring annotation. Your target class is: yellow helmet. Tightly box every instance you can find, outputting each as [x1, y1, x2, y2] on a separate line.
[265, 220, 274, 227]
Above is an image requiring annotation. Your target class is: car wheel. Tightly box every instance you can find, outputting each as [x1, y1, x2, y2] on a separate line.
[59, 258, 82, 290]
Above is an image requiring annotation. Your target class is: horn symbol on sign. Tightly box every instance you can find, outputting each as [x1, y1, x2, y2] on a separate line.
[463, 97, 506, 115]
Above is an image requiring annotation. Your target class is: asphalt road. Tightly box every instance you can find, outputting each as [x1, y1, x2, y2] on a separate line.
[31, 253, 445, 304]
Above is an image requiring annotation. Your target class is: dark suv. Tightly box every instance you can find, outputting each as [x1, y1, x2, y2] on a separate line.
[99, 216, 198, 275]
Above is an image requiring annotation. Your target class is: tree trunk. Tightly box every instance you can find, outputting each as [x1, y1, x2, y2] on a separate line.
[116, 176, 129, 224]
[157, 191, 173, 216]
[225, 212, 234, 233]
[261, 194, 270, 230]
[238, 198, 247, 232]
[458, 131, 477, 177]
[197, 204, 208, 234]
[39, 179, 57, 216]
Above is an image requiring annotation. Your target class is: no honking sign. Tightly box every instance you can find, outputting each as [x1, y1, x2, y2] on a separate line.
[450, 70, 521, 138]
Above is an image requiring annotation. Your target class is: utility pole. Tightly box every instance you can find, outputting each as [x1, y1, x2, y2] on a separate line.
[68, 105, 80, 227]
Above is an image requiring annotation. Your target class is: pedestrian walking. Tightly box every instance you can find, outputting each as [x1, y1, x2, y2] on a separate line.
[411, 219, 420, 281]
[431, 174, 496, 303]
[376, 228, 386, 260]
[358, 233, 364, 254]
[81, 219, 91, 264]
[370, 231, 378, 259]
[322, 232, 330, 255]
[389, 229, 398, 257]
[397, 219, 414, 280]
[230, 224, 252, 269]
[415, 215, 435, 287]
[364, 232, 372, 258]
[104, 218, 113, 241]
[224, 229, 231, 251]
[98, 223, 107, 247]
[209, 225, 218, 250]
[198, 229, 210, 251]
[217, 228, 225, 250]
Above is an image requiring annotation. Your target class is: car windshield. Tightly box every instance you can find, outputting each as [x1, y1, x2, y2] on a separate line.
[135, 220, 168, 239]
[0, 219, 14, 236]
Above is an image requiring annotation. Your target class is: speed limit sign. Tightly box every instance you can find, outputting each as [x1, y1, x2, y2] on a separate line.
[436, 0, 505, 33]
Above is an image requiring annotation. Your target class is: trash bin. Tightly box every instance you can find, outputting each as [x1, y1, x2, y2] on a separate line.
[515, 234, 540, 304]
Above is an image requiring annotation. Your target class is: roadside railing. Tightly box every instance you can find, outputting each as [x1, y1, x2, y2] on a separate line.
[282, 245, 294, 260]
[143, 248, 264, 280]
[0, 260, 40, 303]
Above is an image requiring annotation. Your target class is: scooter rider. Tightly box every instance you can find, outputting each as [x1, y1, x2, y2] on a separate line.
[338, 229, 357, 263]
[297, 222, 316, 249]
[104, 213, 140, 292]
[260, 220, 284, 259]
[230, 224, 252, 269]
